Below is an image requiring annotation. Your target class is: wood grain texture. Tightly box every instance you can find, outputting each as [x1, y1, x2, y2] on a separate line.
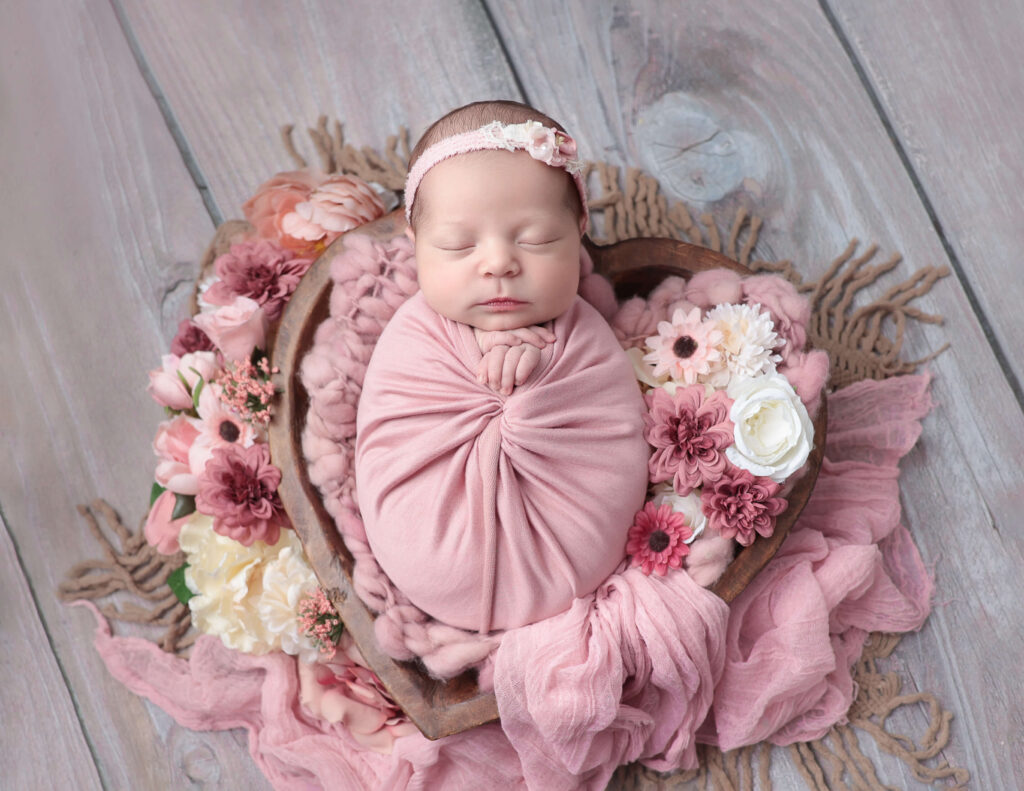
[485, 1, 1024, 787]
[0, 513, 103, 790]
[115, 0, 524, 218]
[0, 0, 268, 787]
[828, 0, 1024, 390]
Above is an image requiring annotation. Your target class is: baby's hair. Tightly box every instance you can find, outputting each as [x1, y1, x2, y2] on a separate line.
[406, 99, 584, 230]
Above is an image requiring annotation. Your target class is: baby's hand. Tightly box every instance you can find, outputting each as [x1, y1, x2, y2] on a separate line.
[473, 325, 556, 354]
[477, 344, 543, 395]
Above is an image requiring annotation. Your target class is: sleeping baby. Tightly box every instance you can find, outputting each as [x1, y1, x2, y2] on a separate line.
[354, 101, 650, 634]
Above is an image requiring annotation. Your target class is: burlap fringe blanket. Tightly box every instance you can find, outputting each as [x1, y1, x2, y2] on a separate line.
[59, 116, 967, 790]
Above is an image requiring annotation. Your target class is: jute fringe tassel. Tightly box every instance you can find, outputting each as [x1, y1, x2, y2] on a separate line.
[62, 119, 964, 790]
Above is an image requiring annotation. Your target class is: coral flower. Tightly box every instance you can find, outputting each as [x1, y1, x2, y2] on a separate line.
[196, 443, 287, 546]
[280, 174, 386, 254]
[644, 385, 734, 494]
[242, 169, 324, 254]
[643, 307, 723, 383]
[701, 467, 788, 546]
[626, 502, 693, 576]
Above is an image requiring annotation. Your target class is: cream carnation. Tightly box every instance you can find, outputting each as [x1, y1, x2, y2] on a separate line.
[726, 373, 813, 482]
[180, 514, 317, 656]
[650, 483, 707, 542]
[257, 533, 319, 660]
[705, 302, 782, 387]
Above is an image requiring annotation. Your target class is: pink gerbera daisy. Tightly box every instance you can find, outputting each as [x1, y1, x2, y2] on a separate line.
[626, 501, 693, 576]
[643, 307, 723, 383]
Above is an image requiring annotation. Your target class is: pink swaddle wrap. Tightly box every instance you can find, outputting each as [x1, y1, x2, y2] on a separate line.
[355, 291, 650, 634]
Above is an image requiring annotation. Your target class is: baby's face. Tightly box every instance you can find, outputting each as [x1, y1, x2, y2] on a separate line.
[408, 150, 581, 331]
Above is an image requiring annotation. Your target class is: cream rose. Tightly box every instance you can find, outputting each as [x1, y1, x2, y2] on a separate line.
[726, 373, 813, 482]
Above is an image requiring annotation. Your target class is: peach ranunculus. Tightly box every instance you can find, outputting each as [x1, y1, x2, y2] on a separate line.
[297, 633, 418, 754]
[144, 489, 191, 555]
[153, 415, 202, 495]
[242, 170, 326, 254]
[193, 296, 268, 362]
[280, 175, 385, 254]
[147, 351, 221, 410]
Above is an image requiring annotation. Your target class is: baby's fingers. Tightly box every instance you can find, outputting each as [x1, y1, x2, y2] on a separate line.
[474, 328, 524, 353]
[479, 346, 510, 390]
[514, 345, 542, 385]
[500, 345, 526, 394]
[508, 325, 556, 348]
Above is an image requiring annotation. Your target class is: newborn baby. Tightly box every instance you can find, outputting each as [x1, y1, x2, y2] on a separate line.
[355, 101, 649, 634]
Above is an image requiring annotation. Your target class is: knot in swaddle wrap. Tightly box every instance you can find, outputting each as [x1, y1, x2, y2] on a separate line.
[355, 292, 650, 633]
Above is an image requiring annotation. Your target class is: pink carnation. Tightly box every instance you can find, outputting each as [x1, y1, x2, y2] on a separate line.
[626, 501, 693, 576]
[204, 240, 312, 322]
[280, 174, 385, 252]
[644, 386, 734, 494]
[196, 443, 287, 546]
[701, 467, 787, 546]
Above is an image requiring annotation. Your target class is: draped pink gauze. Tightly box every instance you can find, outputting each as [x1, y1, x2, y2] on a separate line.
[699, 373, 935, 750]
[493, 566, 730, 791]
[355, 292, 650, 633]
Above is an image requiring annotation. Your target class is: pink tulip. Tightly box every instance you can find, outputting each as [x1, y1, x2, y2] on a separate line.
[153, 416, 201, 495]
[144, 489, 190, 555]
[146, 351, 221, 410]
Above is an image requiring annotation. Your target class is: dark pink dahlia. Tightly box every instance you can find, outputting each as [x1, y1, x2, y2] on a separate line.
[644, 385, 734, 494]
[204, 239, 312, 321]
[196, 442, 287, 546]
[170, 317, 215, 356]
[701, 467, 787, 546]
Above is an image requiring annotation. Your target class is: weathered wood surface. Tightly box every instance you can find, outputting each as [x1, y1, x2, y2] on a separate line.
[829, 0, 1024, 391]
[2, 0, 1022, 787]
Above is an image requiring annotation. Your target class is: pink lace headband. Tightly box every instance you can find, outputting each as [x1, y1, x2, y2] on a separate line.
[404, 119, 589, 231]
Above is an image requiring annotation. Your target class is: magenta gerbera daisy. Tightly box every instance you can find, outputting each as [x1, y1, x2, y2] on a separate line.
[700, 467, 788, 546]
[626, 501, 694, 576]
[644, 385, 734, 494]
[643, 307, 723, 384]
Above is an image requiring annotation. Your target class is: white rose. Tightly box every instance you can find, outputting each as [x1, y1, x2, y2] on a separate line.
[726, 373, 813, 482]
[650, 483, 707, 542]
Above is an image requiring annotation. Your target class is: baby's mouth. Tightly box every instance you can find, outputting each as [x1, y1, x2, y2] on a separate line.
[479, 298, 526, 307]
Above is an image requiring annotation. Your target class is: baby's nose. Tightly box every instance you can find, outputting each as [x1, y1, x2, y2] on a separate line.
[479, 242, 520, 277]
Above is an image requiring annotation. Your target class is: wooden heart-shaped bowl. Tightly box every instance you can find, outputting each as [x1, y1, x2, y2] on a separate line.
[268, 210, 826, 740]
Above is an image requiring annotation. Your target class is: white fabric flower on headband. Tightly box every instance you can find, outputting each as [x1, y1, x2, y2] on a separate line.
[477, 120, 583, 174]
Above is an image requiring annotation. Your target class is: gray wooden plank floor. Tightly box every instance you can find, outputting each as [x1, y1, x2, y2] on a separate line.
[2, 1, 1021, 788]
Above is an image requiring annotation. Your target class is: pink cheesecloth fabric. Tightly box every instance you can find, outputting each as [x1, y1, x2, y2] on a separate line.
[355, 291, 650, 634]
[78, 236, 935, 790]
[80, 373, 935, 790]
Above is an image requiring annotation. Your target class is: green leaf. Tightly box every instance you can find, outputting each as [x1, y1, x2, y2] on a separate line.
[149, 482, 166, 507]
[171, 493, 196, 520]
[191, 372, 205, 412]
[167, 564, 194, 605]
